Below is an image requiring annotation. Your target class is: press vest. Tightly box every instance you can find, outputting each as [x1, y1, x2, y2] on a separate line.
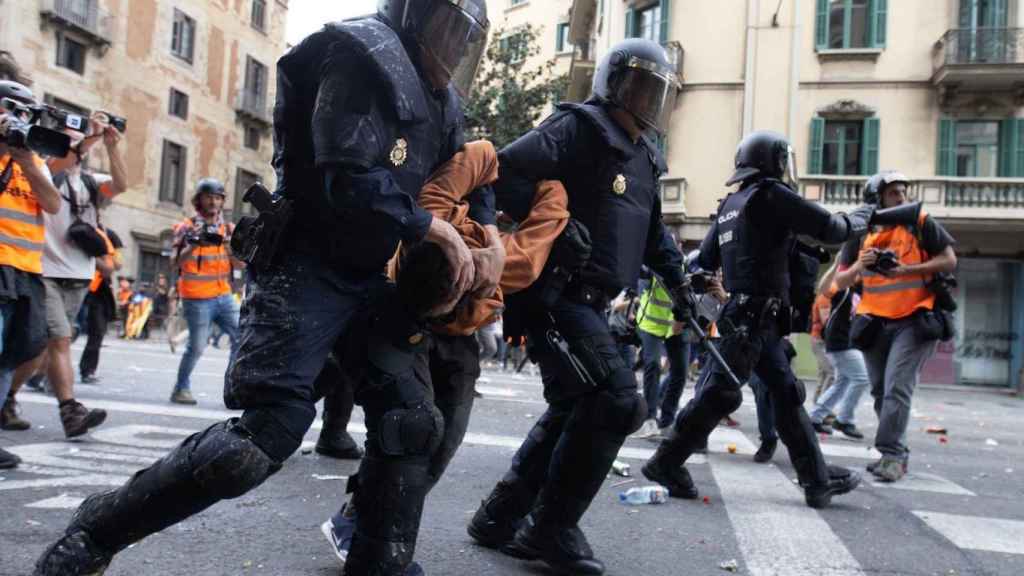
[176, 219, 233, 300]
[856, 210, 934, 319]
[88, 228, 117, 293]
[0, 154, 46, 274]
[637, 278, 676, 339]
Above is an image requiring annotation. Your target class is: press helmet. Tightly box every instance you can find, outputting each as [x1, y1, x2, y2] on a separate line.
[862, 170, 910, 205]
[191, 178, 226, 210]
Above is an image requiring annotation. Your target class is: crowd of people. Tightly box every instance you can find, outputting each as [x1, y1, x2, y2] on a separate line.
[3, 2, 958, 574]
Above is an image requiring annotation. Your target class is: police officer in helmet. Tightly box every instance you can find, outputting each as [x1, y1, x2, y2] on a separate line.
[35, 1, 497, 575]
[467, 38, 685, 575]
[642, 130, 875, 508]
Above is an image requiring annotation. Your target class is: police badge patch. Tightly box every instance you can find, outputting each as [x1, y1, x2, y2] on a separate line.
[612, 174, 627, 195]
[390, 138, 408, 167]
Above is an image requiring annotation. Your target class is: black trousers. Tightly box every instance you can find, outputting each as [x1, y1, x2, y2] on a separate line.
[656, 300, 828, 486]
[79, 292, 109, 378]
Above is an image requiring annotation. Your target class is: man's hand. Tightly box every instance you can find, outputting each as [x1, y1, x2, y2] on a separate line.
[102, 124, 122, 149]
[470, 225, 505, 299]
[669, 282, 695, 324]
[857, 249, 879, 270]
[424, 217, 475, 308]
[707, 276, 728, 304]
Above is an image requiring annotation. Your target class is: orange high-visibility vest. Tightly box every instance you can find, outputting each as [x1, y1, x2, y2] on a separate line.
[88, 229, 117, 293]
[176, 219, 233, 300]
[856, 210, 935, 320]
[0, 154, 46, 274]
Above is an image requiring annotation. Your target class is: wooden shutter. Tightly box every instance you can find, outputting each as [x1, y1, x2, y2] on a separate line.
[625, 8, 636, 38]
[862, 117, 880, 175]
[998, 118, 1019, 177]
[809, 117, 825, 175]
[659, 0, 670, 44]
[870, 0, 887, 48]
[937, 119, 956, 176]
[815, 0, 829, 50]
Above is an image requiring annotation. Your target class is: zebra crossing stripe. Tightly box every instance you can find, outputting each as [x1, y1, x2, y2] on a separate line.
[709, 428, 865, 576]
[913, 511, 1024, 555]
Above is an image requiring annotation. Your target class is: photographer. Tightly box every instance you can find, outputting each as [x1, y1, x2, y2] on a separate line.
[834, 171, 956, 483]
[0, 81, 61, 465]
[11, 107, 127, 440]
[168, 178, 242, 405]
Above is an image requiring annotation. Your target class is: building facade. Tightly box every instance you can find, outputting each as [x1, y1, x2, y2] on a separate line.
[0, 0, 286, 286]
[558, 0, 1023, 390]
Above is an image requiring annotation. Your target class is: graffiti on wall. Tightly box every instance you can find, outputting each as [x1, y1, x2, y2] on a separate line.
[956, 331, 1019, 361]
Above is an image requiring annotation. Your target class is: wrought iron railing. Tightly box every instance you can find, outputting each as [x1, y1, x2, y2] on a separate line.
[39, 0, 112, 43]
[802, 175, 1024, 213]
[935, 27, 1024, 67]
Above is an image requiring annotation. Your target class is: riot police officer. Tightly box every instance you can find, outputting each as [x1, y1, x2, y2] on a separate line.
[34, 1, 494, 575]
[642, 130, 874, 509]
[467, 39, 686, 575]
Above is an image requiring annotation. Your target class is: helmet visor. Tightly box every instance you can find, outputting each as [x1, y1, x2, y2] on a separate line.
[784, 145, 800, 189]
[418, 1, 489, 98]
[611, 59, 681, 135]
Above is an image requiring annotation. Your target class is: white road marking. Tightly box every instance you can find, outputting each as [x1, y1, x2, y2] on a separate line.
[25, 493, 87, 509]
[913, 511, 1024, 555]
[0, 474, 127, 491]
[868, 472, 975, 496]
[709, 428, 865, 576]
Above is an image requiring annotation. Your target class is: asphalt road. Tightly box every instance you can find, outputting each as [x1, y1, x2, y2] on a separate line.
[1, 338, 1022, 576]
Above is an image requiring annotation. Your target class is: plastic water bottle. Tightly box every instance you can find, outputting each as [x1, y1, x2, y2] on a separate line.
[618, 485, 669, 505]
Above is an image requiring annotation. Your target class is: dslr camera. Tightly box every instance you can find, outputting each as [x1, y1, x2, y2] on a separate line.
[0, 97, 72, 157]
[185, 224, 224, 247]
[867, 248, 900, 274]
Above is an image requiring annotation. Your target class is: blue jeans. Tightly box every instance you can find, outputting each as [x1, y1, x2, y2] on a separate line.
[811, 348, 870, 425]
[174, 294, 240, 393]
[639, 330, 689, 427]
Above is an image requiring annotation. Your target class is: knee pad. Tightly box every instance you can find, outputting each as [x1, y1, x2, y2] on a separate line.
[190, 421, 280, 499]
[707, 386, 744, 415]
[378, 402, 445, 457]
[585, 386, 646, 435]
[238, 405, 315, 462]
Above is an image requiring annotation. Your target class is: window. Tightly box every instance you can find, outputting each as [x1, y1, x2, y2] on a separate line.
[808, 117, 879, 175]
[509, 0, 528, 7]
[138, 248, 169, 285]
[626, 1, 669, 43]
[244, 124, 261, 150]
[498, 31, 528, 63]
[159, 140, 187, 205]
[169, 88, 189, 119]
[243, 56, 267, 108]
[814, 0, 886, 50]
[957, 0, 1009, 63]
[56, 32, 87, 74]
[233, 168, 261, 218]
[937, 118, 1024, 177]
[555, 23, 572, 53]
[171, 9, 196, 63]
[251, 0, 267, 32]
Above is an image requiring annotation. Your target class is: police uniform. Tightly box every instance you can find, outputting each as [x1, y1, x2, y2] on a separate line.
[469, 98, 685, 573]
[35, 8, 491, 576]
[644, 131, 870, 508]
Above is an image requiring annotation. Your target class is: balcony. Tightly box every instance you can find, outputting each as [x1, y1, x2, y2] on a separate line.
[568, 0, 597, 47]
[234, 91, 272, 128]
[566, 39, 596, 103]
[39, 0, 112, 48]
[801, 175, 1024, 225]
[932, 28, 1024, 94]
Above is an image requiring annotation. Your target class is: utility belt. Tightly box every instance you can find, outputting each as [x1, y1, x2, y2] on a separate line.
[851, 308, 954, 350]
[721, 293, 788, 336]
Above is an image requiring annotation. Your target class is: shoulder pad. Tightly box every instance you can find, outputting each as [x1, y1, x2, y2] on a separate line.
[324, 17, 429, 124]
[555, 102, 634, 157]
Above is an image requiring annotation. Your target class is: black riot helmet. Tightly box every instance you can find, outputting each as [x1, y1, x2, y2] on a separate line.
[592, 38, 682, 135]
[862, 170, 910, 205]
[725, 130, 799, 188]
[377, 0, 489, 98]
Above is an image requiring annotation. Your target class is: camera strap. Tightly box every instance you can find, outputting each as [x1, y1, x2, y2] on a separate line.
[0, 159, 13, 196]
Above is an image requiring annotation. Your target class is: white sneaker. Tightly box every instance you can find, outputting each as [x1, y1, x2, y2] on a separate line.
[631, 419, 658, 439]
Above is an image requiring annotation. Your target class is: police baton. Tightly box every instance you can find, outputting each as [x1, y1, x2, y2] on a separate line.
[653, 272, 744, 389]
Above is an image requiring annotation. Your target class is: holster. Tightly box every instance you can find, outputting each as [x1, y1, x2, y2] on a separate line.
[230, 184, 294, 274]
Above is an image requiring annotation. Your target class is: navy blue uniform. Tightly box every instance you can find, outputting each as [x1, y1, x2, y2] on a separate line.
[474, 101, 684, 549]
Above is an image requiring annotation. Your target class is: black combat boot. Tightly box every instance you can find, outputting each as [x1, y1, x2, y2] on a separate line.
[33, 529, 112, 576]
[316, 427, 364, 460]
[467, 483, 531, 549]
[642, 458, 699, 499]
[503, 505, 604, 575]
[804, 467, 862, 508]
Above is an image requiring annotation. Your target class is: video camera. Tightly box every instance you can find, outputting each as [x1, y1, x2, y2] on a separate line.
[185, 223, 224, 247]
[0, 97, 72, 157]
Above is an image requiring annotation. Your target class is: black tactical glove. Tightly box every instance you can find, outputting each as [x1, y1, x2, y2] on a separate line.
[548, 218, 593, 272]
[844, 204, 875, 238]
[668, 281, 695, 324]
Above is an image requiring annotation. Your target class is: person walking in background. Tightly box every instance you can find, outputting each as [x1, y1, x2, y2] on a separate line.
[79, 227, 123, 384]
[634, 272, 689, 439]
[810, 290, 835, 402]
